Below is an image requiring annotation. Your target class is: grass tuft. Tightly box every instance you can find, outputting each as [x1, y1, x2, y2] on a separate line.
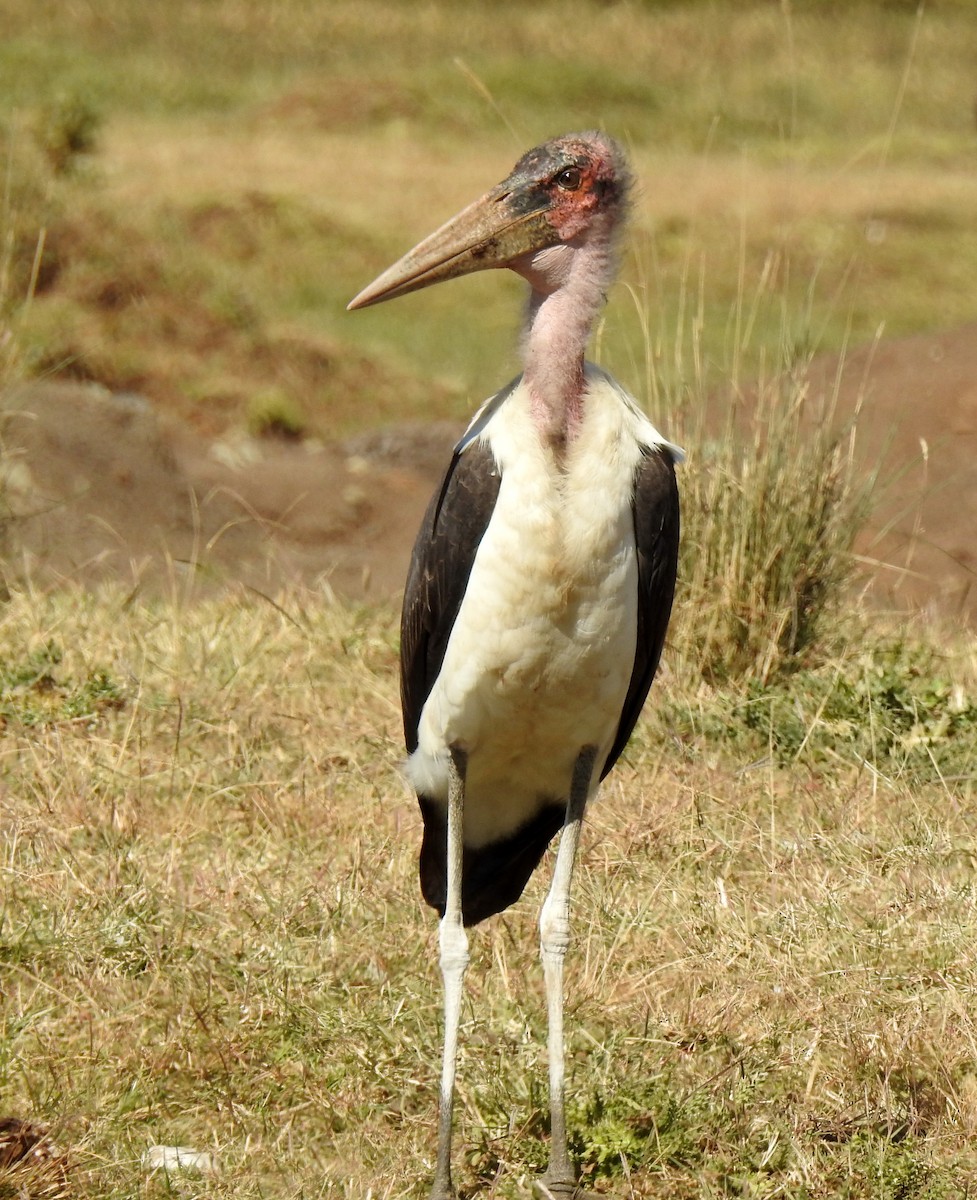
[678, 355, 869, 685]
[631, 253, 874, 687]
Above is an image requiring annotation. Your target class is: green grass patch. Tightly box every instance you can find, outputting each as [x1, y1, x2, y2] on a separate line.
[1, 2, 975, 162]
[0, 638, 124, 727]
[664, 634, 977, 787]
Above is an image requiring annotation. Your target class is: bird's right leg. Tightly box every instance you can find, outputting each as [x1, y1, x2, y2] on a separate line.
[430, 745, 470, 1200]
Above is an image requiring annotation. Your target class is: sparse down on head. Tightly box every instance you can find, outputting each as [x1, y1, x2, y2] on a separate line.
[346, 132, 632, 311]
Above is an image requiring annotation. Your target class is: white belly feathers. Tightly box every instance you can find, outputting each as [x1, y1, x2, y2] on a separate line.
[406, 366, 671, 848]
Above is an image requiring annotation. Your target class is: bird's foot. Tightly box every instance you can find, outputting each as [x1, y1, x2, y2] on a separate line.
[428, 1184, 457, 1200]
[532, 1175, 599, 1200]
[426, 1161, 457, 1200]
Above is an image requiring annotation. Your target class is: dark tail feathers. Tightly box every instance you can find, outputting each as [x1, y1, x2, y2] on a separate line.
[417, 797, 566, 927]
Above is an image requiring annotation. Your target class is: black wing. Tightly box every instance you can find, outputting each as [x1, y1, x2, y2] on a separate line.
[400, 438, 502, 752]
[600, 445, 680, 779]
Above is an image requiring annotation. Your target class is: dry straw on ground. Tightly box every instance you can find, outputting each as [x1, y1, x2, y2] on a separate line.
[1, 584, 976, 1198]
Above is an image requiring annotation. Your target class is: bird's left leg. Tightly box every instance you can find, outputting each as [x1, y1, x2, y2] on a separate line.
[534, 744, 599, 1200]
[429, 745, 470, 1200]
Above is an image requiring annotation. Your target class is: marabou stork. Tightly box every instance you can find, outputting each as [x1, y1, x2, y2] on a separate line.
[348, 132, 680, 1200]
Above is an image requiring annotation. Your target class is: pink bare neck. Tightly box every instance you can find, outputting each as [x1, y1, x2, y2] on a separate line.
[514, 216, 617, 450]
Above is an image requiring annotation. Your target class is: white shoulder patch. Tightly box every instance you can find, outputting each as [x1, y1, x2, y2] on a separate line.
[454, 375, 522, 455]
[584, 363, 685, 463]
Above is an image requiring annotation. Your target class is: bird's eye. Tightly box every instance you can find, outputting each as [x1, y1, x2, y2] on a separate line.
[554, 167, 582, 191]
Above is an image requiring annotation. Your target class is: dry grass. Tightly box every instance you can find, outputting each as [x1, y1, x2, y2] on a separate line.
[2, 584, 976, 1198]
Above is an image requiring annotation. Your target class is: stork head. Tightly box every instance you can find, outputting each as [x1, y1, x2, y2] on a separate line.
[347, 132, 631, 310]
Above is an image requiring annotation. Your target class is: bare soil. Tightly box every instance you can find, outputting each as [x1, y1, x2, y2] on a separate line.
[2, 321, 975, 622]
[811, 321, 977, 622]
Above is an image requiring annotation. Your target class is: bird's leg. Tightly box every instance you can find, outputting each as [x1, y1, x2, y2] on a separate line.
[534, 745, 599, 1200]
[430, 744, 470, 1200]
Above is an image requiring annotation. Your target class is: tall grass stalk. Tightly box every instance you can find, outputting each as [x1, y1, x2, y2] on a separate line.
[1, 123, 50, 588]
[1, 121, 51, 383]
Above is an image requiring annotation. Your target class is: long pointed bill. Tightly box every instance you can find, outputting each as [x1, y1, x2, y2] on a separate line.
[347, 184, 558, 311]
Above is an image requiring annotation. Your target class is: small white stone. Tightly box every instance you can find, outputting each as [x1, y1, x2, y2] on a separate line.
[142, 1144, 219, 1175]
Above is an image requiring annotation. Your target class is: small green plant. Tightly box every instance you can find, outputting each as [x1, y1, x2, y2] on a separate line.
[246, 387, 306, 439]
[33, 92, 102, 175]
[0, 639, 124, 726]
[569, 1077, 704, 1179]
